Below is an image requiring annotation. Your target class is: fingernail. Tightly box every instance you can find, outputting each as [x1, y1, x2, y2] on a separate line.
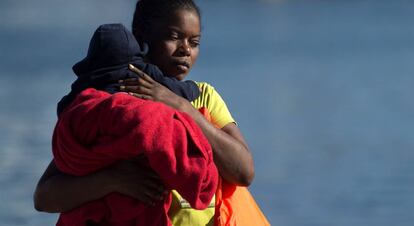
[119, 86, 125, 90]
[118, 80, 124, 83]
[129, 64, 135, 69]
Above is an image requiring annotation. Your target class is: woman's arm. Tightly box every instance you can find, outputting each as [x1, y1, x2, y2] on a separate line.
[34, 160, 113, 213]
[34, 158, 166, 213]
[122, 65, 255, 186]
[179, 107, 255, 186]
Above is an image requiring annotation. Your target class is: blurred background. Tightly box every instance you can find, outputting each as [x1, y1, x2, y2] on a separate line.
[1, 0, 414, 225]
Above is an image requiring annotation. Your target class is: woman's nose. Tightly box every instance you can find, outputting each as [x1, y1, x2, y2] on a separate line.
[178, 40, 191, 56]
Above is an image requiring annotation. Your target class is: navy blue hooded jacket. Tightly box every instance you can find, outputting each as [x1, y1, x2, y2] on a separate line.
[57, 23, 200, 115]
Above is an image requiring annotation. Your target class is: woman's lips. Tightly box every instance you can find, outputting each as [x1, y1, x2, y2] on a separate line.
[174, 60, 190, 68]
[173, 60, 190, 72]
[176, 65, 188, 72]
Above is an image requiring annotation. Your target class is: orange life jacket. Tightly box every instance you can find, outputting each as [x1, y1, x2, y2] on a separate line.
[198, 107, 271, 226]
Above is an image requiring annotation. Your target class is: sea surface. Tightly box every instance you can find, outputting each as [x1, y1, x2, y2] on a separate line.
[1, 0, 413, 225]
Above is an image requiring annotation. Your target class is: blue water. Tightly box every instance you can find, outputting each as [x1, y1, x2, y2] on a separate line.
[1, 0, 414, 225]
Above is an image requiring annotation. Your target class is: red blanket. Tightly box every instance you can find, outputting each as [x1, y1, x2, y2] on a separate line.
[52, 88, 218, 226]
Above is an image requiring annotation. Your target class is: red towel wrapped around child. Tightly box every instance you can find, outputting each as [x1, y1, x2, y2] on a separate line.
[52, 88, 218, 226]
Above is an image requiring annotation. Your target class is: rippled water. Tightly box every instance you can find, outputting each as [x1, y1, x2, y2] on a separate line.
[1, 0, 414, 225]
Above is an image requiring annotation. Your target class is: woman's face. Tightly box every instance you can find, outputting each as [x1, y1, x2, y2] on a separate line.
[147, 9, 201, 81]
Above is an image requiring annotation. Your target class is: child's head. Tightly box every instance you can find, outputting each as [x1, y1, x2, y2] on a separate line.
[132, 0, 202, 81]
[73, 23, 143, 76]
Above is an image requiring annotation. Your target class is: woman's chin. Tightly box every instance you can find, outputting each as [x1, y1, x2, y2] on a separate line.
[169, 68, 189, 81]
[175, 73, 187, 81]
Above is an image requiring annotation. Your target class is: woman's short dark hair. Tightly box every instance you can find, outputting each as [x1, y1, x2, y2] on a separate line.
[132, 0, 201, 43]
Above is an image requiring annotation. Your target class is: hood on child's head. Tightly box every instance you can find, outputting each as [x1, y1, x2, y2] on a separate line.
[73, 23, 147, 76]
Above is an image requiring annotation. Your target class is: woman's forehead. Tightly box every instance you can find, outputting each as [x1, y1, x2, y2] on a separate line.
[161, 9, 201, 31]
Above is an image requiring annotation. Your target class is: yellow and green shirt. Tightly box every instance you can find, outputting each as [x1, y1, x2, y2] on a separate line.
[168, 82, 235, 226]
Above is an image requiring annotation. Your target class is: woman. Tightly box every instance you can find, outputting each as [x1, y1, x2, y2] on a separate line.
[34, 0, 254, 225]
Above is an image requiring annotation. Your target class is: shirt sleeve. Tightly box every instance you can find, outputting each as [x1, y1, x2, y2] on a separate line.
[196, 83, 235, 128]
[208, 87, 236, 128]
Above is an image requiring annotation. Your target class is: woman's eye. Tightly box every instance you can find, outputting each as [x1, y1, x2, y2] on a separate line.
[190, 40, 200, 48]
[169, 34, 179, 40]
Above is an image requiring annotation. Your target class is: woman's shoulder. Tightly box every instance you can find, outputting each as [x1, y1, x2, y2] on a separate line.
[191, 81, 217, 109]
[191, 81, 235, 128]
[194, 81, 214, 92]
[193, 81, 220, 96]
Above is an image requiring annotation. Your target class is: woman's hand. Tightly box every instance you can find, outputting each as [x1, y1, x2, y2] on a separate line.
[106, 156, 167, 206]
[118, 64, 188, 110]
[119, 65, 254, 186]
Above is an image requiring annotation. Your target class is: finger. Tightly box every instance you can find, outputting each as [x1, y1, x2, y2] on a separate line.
[119, 77, 139, 85]
[128, 64, 146, 77]
[120, 77, 153, 89]
[141, 185, 166, 202]
[140, 72, 158, 85]
[127, 159, 163, 181]
[119, 85, 152, 95]
[122, 185, 164, 205]
[128, 64, 156, 84]
[134, 192, 156, 206]
[119, 79, 153, 91]
[128, 92, 153, 100]
[136, 76, 154, 89]
[146, 173, 165, 185]
[144, 181, 165, 196]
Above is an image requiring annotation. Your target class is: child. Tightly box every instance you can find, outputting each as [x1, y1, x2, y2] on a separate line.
[51, 23, 218, 226]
